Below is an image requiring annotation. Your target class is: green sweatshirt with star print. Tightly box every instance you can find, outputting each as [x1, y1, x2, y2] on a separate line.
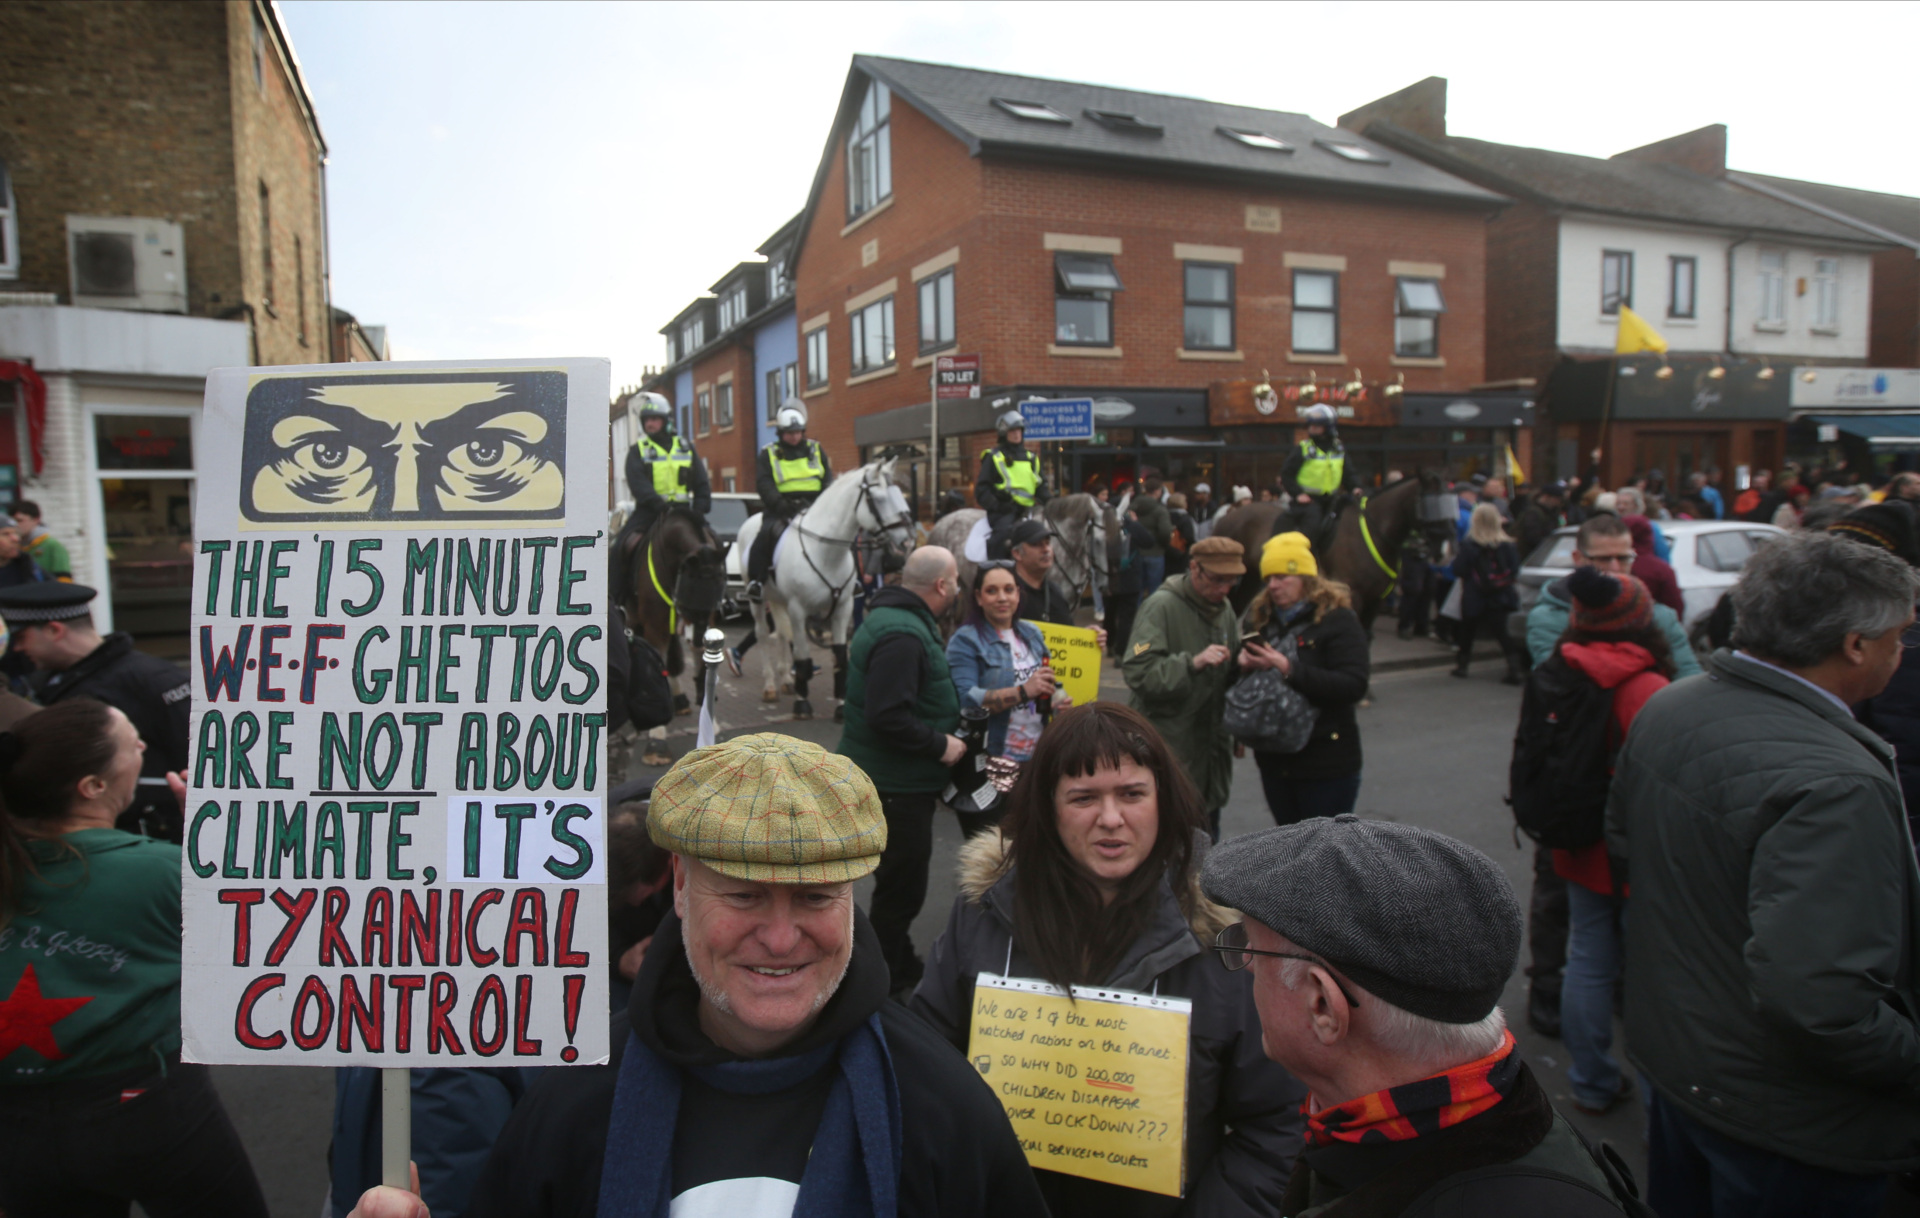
[0, 829, 182, 1083]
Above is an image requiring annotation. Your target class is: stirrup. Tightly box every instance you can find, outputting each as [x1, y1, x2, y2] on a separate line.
[746, 580, 763, 599]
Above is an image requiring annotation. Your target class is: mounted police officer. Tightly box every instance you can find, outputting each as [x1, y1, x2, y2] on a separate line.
[1279, 402, 1358, 546]
[975, 407, 1049, 561]
[747, 400, 833, 597]
[616, 391, 710, 599]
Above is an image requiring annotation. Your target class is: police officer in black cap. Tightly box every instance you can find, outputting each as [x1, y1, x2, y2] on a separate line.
[0, 583, 191, 839]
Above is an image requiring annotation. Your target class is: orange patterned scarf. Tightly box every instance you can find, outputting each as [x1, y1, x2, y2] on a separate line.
[1305, 1030, 1519, 1146]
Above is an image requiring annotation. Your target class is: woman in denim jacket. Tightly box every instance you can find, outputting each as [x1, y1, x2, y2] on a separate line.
[946, 562, 1073, 764]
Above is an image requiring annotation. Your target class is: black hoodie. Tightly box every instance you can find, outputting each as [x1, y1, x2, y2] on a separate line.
[468, 908, 1047, 1218]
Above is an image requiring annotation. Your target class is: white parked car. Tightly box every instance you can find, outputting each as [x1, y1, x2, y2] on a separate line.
[1515, 518, 1785, 627]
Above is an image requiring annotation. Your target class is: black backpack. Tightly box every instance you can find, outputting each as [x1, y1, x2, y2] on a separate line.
[1509, 651, 1616, 849]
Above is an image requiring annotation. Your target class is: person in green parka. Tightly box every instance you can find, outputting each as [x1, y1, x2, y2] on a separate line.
[0, 698, 268, 1217]
[1122, 536, 1248, 837]
[837, 546, 966, 993]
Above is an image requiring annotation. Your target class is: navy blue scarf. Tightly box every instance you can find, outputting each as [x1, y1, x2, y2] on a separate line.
[597, 1014, 902, 1218]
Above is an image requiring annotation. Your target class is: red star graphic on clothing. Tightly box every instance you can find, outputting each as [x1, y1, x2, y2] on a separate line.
[0, 965, 93, 1062]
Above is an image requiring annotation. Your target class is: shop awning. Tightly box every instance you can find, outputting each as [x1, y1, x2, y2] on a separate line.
[1808, 413, 1920, 449]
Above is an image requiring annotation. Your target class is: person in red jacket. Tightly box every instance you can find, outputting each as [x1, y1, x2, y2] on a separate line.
[1553, 565, 1674, 1115]
[1622, 514, 1685, 616]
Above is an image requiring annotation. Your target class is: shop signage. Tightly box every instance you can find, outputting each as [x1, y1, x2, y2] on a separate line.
[935, 353, 982, 400]
[1397, 394, 1536, 429]
[181, 358, 613, 1068]
[1209, 379, 1397, 428]
[1016, 397, 1095, 442]
[1790, 368, 1920, 411]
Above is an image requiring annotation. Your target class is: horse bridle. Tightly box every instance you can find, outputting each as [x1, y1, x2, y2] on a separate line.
[859, 472, 915, 555]
[788, 468, 914, 623]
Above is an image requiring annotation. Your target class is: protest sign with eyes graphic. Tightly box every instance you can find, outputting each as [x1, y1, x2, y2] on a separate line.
[238, 370, 568, 527]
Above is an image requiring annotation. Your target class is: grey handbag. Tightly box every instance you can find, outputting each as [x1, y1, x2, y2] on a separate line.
[1223, 632, 1318, 753]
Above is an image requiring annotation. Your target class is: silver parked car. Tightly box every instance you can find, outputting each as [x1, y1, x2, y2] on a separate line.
[1515, 518, 1785, 627]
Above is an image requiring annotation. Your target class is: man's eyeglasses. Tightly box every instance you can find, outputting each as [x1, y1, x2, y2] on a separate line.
[1210, 924, 1362, 1008]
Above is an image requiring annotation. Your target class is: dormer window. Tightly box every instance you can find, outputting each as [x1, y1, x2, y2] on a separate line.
[1315, 139, 1389, 164]
[767, 255, 789, 299]
[680, 316, 705, 355]
[717, 286, 748, 331]
[847, 80, 892, 219]
[1220, 127, 1292, 152]
[993, 99, 1070, 124]
[1084, 110, 1164, 136]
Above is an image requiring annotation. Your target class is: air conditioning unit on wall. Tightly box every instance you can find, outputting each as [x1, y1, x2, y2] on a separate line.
[66, 215, 187, 313]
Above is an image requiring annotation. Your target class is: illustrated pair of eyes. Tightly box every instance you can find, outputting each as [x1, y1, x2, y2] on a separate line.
[270, 411, 550, 476]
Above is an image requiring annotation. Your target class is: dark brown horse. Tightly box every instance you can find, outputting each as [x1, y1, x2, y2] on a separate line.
[1209, 471, 1454, 631]
[618, 506, 725, 760]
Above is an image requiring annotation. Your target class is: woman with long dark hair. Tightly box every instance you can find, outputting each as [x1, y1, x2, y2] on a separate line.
[946, 561, 1071, 773]
[912, 703, 1306, 1217]
[0, 699, 268, 1218]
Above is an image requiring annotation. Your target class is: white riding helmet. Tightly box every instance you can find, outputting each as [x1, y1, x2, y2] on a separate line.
[1303, 403, 1337, 426]
[636, 391, 673, 420]
[776, 399, 808, 432]
[997, 410, 1026, 436]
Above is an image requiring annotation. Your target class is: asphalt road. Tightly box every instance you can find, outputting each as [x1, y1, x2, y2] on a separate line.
[207, 619, 1915, 1216]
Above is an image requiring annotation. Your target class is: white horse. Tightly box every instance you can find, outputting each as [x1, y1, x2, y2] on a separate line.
[731, 458, 915, 719]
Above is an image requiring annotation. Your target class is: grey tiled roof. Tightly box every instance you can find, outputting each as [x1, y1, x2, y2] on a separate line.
[1730, 172, 1920, 248]
[1365, 123, 1881, 246]
[852, 55, 1503, 205]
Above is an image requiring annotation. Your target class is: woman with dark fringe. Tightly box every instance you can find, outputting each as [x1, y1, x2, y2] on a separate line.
[911, 702, 1306, 1218]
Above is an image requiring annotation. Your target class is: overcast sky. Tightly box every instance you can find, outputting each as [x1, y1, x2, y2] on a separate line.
[280, 0, 1919, 390]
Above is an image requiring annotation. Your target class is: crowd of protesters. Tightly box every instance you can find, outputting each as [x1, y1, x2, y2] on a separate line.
[3, 449, 1918, 1218]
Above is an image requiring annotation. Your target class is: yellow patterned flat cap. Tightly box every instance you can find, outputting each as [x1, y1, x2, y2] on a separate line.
[647, 733, 887, 883]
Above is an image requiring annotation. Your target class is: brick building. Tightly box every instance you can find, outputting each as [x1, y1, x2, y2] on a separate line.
[0, 0, 343, 640]
[630, 216, 799, 504]
[780, 56, 1536, 504]
[1340, 77, 1896, 490]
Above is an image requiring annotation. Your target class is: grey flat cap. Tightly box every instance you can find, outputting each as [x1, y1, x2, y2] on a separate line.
[1201, 814, 1521, 1023]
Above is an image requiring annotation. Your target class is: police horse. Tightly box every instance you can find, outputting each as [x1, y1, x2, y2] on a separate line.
[617, 503, 727, 767]
[1207, 469, 1455, 632]
[731, 458, 916, 719]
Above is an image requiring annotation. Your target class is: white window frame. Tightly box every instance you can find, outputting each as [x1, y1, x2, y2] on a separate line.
[767, 256, 788, 299]
[717, 289, 746, 332]
[1393, 276, 1444, 358]
[847, 80, 892, 220]
[805, 328, 829, 388]
[918, 268, 956, 354]
[714, 381, 734, 429]
[849, 296, 896, 374]
[1812, 257, 1841, 332]
[1291, 270, 1340, 354]
[696, 387, 712, 435]
[0, 160, 16, 280]
[1757, 250, 1788, 328]
[680, 317, 705, 355]
[84, 401, 201, 637]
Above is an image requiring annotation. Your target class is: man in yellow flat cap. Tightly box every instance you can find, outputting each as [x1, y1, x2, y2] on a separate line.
[349, 733, 1045, 1218]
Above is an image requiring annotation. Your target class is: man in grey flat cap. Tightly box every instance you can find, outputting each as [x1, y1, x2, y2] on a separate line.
[1202, 814, 1642, 1216]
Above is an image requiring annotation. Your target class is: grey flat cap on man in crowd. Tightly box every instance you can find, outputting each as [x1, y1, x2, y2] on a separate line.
[1202, 813, 1522, 1024]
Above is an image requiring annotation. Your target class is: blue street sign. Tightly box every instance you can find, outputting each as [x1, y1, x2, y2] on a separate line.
[1015, 397, 1094, 442]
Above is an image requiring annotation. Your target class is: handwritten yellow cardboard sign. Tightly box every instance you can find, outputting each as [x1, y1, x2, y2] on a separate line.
[1026, 620, 1103, 709]
[966, 972, 1190, 1197]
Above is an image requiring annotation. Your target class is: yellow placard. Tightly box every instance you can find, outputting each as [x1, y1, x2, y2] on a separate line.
[1026, 620, 1103, 708]
[966, 972, 1190, 1197]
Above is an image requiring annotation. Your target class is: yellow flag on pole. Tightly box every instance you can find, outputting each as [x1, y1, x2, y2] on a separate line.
[1615, 305, 1669, 354]
[1506, 443, 1526, 486]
